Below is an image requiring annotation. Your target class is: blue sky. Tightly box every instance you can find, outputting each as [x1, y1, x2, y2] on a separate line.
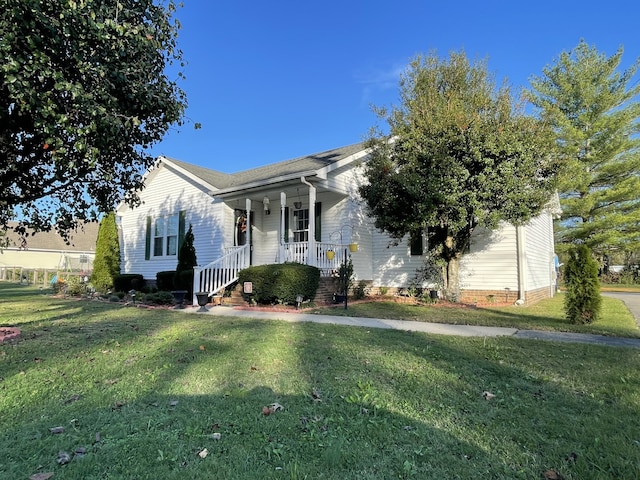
[151, 0, 640, 172]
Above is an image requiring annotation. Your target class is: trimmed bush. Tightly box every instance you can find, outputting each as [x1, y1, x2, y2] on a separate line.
[113, 274, 145, 293]
[238, 263, 320, 305]
[564, 244, 602, 324]
[143, 291, 175, 305]
[156, 271, 176, 291]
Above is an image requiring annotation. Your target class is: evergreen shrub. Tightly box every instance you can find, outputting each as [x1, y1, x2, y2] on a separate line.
[564, 244, 602, 324]
[238, 263, 320, 305]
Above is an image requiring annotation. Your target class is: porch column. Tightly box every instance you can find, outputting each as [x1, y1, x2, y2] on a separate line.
[245, 198, 251, 265]
[280, 192, 286, 262]
[303, 179, 316, 267]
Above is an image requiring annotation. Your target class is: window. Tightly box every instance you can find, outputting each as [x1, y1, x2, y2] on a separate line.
[152, 214, 179, 257]
[410, 230, 424, 256]
[293, 208, 309, 242]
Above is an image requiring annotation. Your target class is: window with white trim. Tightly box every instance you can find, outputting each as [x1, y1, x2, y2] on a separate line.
[153, 214, 179, 257]
[293, 208, 309, 242]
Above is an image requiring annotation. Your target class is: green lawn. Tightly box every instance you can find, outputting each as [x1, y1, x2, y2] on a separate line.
[1, 283, 640, 479]
[312, 293, 640, 338]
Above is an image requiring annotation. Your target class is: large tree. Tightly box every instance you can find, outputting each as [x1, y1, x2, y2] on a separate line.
[359, 51, 557, 300]
[528, 41, 640, 259]
[0, 0, 189, 238]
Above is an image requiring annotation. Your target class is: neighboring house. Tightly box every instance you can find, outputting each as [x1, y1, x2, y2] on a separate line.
[116, 142, 561, 305]
[1, 221, 99, 277]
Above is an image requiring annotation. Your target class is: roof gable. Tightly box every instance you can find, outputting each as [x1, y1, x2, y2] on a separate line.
[157, 142, 367, 191]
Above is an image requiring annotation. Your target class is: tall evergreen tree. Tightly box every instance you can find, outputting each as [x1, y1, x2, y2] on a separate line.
[360, 51, 557, 300]
[528, 41, 640, 259]
[174, 224, 197, 294]
[91, 212, 120, 293]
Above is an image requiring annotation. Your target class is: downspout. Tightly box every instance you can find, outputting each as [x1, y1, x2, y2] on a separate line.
[301, 176, 316, 267]
[245, 198, 251, 266]
[516, 225, 527, 305]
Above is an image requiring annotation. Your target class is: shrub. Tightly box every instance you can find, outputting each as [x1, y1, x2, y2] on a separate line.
[564, 244, 602, 324]
[65, 275, 86, 296]
[156, 271, 176, 291]
[91, 213, 121, 293]
[238, 263, 320, 305]
[353, 280, 368, 300]
[143, 291, 175, 305]
[113, 274, 145, 293]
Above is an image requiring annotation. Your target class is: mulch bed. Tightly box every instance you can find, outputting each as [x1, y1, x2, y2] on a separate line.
[0, 326, 21, 343]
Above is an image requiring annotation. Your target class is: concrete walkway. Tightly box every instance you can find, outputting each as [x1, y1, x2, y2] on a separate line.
[187, 293, 640, 349]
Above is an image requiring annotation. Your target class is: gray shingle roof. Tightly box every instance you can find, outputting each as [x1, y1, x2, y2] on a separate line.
[164, 142, 366, 190]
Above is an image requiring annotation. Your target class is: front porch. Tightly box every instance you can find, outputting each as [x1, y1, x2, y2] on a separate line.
[192, 184, 360, 302]
[193, 240, 356, 301]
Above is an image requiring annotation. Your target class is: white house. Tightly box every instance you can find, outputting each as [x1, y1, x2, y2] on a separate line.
[116, 142, 560, 305]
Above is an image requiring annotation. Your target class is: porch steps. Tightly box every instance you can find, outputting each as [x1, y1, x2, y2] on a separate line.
[222, 283, 246, 306]
[314, 277, 336, 304]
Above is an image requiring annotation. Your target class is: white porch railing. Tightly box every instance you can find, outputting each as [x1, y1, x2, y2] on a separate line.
[283, 242, 349, 273]
[193, 245, 249, 303]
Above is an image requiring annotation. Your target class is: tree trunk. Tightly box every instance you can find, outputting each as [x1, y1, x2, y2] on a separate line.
[444, 256, 461, 302]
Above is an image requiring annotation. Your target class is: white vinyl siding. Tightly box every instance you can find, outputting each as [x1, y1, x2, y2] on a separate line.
[118, 165, 227, 280]
[459, 225, 519, 291]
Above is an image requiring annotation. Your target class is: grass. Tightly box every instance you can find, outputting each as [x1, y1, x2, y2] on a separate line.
[312, 293, 640, 338]
[1, 283, 639, 479]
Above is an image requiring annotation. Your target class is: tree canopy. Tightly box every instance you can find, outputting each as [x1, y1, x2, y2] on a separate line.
[1, 0, 189, 238]
[359, 51, 557, 299]
[528, 41, 640, 259]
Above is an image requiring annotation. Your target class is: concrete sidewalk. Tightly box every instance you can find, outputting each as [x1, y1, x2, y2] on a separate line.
[187, 304, 640, 349]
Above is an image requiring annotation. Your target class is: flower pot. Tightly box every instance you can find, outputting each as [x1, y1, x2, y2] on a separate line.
[195, 292, 210, 312]
[326, 250, 335, 260]
[349, 243, 358, 253]
[171, 290, 188, 309]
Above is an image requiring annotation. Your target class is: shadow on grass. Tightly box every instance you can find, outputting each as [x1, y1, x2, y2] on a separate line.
[1, 285, 639, 478]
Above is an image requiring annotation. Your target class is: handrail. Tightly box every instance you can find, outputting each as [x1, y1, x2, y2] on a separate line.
[192, 245, 249, 304]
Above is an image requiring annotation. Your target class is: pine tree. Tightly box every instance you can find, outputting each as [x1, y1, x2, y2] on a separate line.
[528, 41, 640, 260]
[91, 212, 120, 293]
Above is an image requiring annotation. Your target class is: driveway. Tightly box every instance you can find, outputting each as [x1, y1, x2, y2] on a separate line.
[602, 291, 640, 325]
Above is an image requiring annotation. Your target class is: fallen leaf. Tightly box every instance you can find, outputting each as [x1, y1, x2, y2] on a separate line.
[30, 473, 54, 480]
[49, 426, 65, 434]
[250, 365, 259, 371]
[262, 406, 272, 416]
[199, 345, 206, 350]
[198, 448, 209, 458]
[482, 391, 496, 400]
[311, 389, 322, 401]
[112, 400, 125, 409]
